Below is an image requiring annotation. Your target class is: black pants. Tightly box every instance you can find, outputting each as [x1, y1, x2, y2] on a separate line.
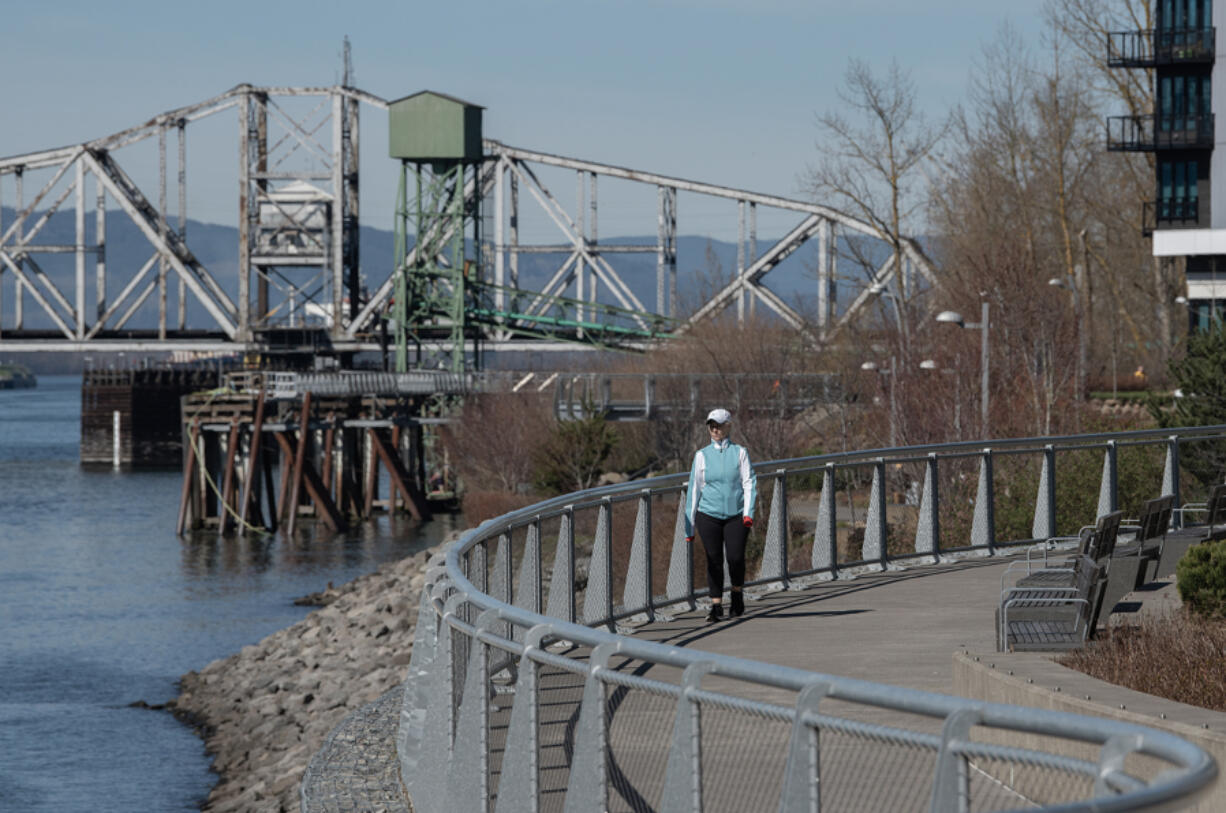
[694, 511, 748, 600]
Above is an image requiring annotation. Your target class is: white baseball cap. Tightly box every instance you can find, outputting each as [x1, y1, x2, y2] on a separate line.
[706, 408, 732, 425]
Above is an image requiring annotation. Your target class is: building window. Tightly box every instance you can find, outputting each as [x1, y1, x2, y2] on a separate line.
[1159, 0, 1212, 30]
[1159, 158, 1199, 219]
[1158, 74, 1210, 130]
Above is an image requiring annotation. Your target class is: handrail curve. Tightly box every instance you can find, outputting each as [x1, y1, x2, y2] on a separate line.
[396, 425, 1224, 812]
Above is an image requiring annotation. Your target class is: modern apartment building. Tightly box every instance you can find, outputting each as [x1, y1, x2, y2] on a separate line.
[1109, 0, 1220, 329]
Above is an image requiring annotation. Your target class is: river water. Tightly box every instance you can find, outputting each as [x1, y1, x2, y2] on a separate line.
[0, 375, 458, 812]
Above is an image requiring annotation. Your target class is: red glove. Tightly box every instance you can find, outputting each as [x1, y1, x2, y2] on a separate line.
[685, 536, 694, 543]
[742, 517, 753, 528]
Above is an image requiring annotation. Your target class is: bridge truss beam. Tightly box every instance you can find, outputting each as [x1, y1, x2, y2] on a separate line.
[0, 86, 935, 355]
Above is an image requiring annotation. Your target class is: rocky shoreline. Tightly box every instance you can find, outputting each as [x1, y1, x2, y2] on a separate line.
[167, 538, 450, 812]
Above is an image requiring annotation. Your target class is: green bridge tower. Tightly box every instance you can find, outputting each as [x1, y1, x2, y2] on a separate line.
[387, 91, 485, 374]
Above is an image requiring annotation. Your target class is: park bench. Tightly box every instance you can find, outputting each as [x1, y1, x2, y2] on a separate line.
[1102, 494, 1175, 610]
[1003, 510, 1122, 590]
[1155, 483, 1226, 579]
[997, 554, 1107, 651]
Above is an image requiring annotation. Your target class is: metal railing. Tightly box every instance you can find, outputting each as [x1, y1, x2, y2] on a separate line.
[396, 426, 1224, 812]
[1108, 27, 1216, 67]
[1107, 113, 1215, 151]
[551, 372, 842, 421]
[1143, 198, 1201, 237]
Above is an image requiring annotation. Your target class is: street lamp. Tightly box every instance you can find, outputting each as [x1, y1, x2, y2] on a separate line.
[1048, 275, 1087, 401]
[860, 357, 898, 447]
[919, 359, 962, 439]
[868, 281, 911, 348]
[936, 301, 990, 436]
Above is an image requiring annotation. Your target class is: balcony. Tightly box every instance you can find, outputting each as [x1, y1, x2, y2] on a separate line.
[1108, 27, 1215, 67]
[1142, 198, 1199, 236]
[1107, 114, 1214, 151]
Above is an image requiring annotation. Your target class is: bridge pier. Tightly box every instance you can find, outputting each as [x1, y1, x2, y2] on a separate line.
[177, 376, 438, 536]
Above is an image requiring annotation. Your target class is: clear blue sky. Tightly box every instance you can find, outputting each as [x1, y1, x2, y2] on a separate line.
[3, 0, 1046, 234]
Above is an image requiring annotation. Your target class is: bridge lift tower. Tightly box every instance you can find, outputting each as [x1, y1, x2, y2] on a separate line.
[388, 91, 485, 374]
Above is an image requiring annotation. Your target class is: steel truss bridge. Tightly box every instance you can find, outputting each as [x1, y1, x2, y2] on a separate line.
[0, 84, 934, 356]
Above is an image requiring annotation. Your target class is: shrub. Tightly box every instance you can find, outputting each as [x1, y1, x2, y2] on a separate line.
[1177, 539, 1226, 618]
[532, 408, 618, 494]
[1059, 611, 1226, 711]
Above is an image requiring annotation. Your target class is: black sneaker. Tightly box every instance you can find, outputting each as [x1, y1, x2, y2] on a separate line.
[706, 604, 724, 623]
[730, 591, 744, 617]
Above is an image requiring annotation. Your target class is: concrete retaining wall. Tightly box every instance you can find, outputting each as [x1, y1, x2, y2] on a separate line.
[953, 651, 1226, 812]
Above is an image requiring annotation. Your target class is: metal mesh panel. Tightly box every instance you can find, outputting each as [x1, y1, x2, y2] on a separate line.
[486, 648, 521, 810]
[697, 697, 792, 813]
[604, 679, 677, 812]
[964, 753, 1096, 811]
[537, 651, 590, 812]
[814, 726, 936, 812]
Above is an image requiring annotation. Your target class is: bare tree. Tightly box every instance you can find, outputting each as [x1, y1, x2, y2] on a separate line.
[440, 392, 552, 492]
[1044, 0, 1177, 363]
[804, 59, 948, 353]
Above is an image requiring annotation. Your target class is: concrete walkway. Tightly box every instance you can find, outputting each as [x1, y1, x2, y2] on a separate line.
[634, 556, 1009, 697]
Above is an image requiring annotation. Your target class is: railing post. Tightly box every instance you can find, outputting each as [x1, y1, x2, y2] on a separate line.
[971, 449, 996, 554]
[811, 464, 838, 578]
[928, 708, 982, 813]
[491, 532, 511, 606]
[915, 454, 940, 561]
[667, 490, 696, 609]
[862, 459, 888, 568]
[562, 641, 620, 813]
[660, 661, 717, 813]
[622, 489, 655, 620]
[470, 539, 488, 595]
[398, 569, 444, 793]
[1032, 445, 1057, 541]
[444, 609, 499, 812]
[582, 498, 614, 627]
[493, 624, 554, 813]
[776, 680, 834, 813]
[1097, 440, 1119, 518]
[1095, 735, 1145, 798]
[413, 592, 465, 813]
[757, 470, 791, 586]
[516, 517, 543, 614]
[1163, 435, 1182, 529]
[545, 507, 576, 623]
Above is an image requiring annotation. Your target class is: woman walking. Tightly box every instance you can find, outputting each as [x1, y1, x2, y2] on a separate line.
[684, 408, 757, 622]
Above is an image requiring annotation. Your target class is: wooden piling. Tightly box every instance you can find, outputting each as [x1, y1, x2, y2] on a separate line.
[176, 419, 201, 535]
[369, 427, 432, 521]
[238, 389, 267, 530]
[217, 419, 241, 537]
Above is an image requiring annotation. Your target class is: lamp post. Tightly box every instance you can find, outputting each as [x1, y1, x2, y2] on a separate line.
[868, 281, 910, 350]
[919, 359, 961, 439]
[936, 301, 990, 436]
[1048, 273, 1086, 401]
[860, 356, 898, 447]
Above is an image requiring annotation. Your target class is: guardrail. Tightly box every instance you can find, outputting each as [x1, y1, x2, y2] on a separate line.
[396, 425, 1224, 812]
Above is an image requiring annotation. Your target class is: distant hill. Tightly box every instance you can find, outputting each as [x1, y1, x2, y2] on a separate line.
[0, 206, 885, 332]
